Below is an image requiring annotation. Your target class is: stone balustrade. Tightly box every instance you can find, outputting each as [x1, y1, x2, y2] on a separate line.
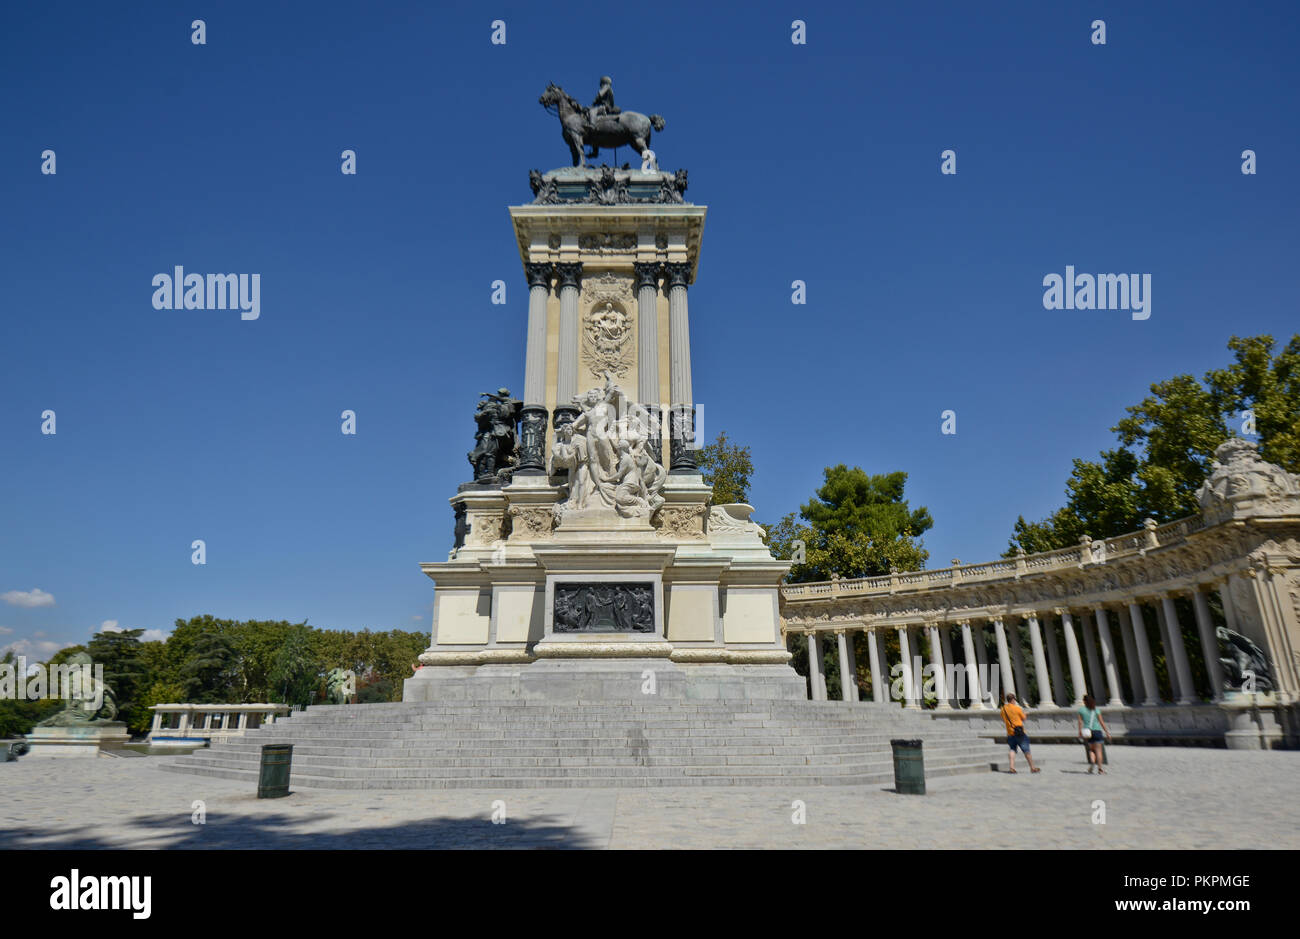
[779, 440, 1300, 749]
[147, 704, 292, 743]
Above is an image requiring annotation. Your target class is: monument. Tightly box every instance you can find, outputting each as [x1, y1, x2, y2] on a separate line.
[25, 651, 130, 757]
[404, 79, 802, 702]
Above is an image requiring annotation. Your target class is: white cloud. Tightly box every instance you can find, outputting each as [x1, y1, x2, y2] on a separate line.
[95, 622, 169, 642]
[0, 626, 12, 635]
[2, 588, 55, 608]
[1, 637, 77, 660]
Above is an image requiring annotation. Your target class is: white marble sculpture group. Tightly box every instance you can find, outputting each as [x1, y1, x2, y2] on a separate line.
[550, 375, 666, 520]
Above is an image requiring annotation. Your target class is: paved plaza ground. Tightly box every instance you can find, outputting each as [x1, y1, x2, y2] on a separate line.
[2, 744, 1297, 849]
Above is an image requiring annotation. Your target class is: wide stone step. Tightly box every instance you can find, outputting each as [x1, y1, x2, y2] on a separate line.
[173, 745, 992, 773]
[158, 758, 990, 789]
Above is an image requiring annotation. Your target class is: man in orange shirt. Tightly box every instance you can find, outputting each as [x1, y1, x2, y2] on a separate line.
[1000, 693, 1040, 774]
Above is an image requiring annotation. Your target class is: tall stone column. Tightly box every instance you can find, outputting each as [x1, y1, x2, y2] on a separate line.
[664, 262, 696, 472]
[1093, 606, 1125, 707]
[632, 262, 663, 463]
[972, 621, 990, 693]
[909, 628, 925, 709]
[522, 262, 552, 405]
[1160, 593, 1197, 704]
[516, 261, 553, 474]
[867, 629, 886, 703]
[1060, 610, 1088, 706]
[928, 624, 951, 710]
[808, 631, 825, 702]
[1117, 605, 1143, 705]
[836, 630, 854, 703]
[1026, 613, 1054, 709]
[1191, 587, 1226, 703]
[1154, 600, 1184, 701]
[959, 621, 986, 709]
[1009, 622, 1029, 706]
[844, 630, 860, 702]
[1080, 611, 1106, 701]
[552, 262, 583, 437]
[992, 617, 1015, 706]
[633, 262, 661, 403]
[1043, 612, 1068, 706]
[898, 627, 918, 708]
[938, 625, 959, 708]
[1127, 601, 1161, 705]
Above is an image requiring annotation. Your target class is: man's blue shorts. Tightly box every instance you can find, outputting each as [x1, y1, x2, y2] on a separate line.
[1007, 732, 1031, 753]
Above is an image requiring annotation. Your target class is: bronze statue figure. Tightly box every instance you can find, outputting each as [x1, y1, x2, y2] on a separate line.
[468, 388, 522, 483]
[539, 79, 665, 168]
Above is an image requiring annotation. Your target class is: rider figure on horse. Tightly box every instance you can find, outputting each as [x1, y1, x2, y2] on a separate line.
[587, 76, 621, 129]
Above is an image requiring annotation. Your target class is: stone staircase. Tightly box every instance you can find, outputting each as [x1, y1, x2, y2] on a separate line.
[159, 700, 995, 789]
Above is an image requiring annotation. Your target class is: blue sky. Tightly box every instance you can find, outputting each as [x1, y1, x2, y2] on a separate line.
[2, 1, 1297, 657]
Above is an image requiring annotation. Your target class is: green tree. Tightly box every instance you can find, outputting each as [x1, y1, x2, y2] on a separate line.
[696, 431, 754, 504]
[268, 624, 319, 707]
[767, 465, 933, 583]
[85, 628, 147, 728]
[181, 630, 238, 703]
[0, 650, 63, 736]
[1007, 333, 1300, 554]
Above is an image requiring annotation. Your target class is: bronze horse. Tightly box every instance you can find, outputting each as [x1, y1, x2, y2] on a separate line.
[539, 83, 665, 169]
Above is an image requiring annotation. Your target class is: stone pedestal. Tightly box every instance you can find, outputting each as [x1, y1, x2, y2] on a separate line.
[24, 723, 130, 758]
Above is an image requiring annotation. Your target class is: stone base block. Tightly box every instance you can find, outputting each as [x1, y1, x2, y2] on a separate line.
[24, 723, 131, 758]
[403, 658, 806, 704]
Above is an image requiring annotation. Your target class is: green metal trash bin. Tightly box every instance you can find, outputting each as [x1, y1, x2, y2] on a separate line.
[257, 744, 293, 798]
[890, 738, 925, 795]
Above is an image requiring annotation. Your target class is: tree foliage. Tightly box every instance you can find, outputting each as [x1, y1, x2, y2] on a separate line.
[696, 431, 753, 505]
[766, 465, 933, 583]
[1008, 334, 1300, 554]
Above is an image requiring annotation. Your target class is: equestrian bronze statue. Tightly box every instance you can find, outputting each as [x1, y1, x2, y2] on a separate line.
[539, 79, 665, 169]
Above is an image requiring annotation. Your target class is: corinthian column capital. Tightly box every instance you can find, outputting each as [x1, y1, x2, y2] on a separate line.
[664, 262, 691, 289]
[524, 261, 553, 290]
[554, 262, 583, 290]
[633, 261, 661, 292]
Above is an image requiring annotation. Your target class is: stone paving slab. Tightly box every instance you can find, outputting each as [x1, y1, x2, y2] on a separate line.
[1, 745, 1297, 850]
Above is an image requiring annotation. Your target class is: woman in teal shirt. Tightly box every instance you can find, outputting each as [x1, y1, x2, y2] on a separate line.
[1077, 694, 1112, 774]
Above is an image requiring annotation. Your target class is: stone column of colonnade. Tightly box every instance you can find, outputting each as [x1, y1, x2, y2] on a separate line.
[1059, 610, 1088, 707]
[992, 618, 1016, 707]
[807, 631, 826, 701]
[959, 621, 986, 709]
[1191, 586, 1226, 703]
[1024, 613, 1054, 708]
[897, 627, 918, 708]
[866, 628, 888, 703]
[1125, 601, 1161, 705]
[1092, 606, 1126, 707]
[926, 624, 951, 710]
[938, 626, 960, 708]
[1080, 611, 1107, 703]
[1116, 606, 1145, 705]
[1158, 593, 1198, 705]
[835, 630, 860, 703]
[1009, 622, 1030, 707]
[1043, 611, 1068, 706]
